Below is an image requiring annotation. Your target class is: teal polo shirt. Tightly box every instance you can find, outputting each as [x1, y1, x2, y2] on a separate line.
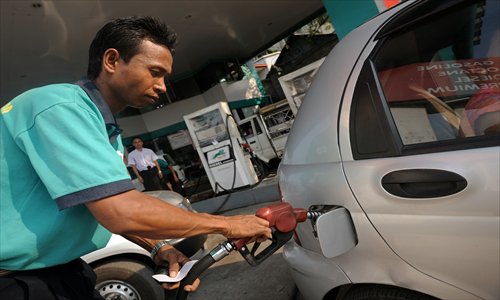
[158, 158, 172, 175]
[0, 80, 134, 270]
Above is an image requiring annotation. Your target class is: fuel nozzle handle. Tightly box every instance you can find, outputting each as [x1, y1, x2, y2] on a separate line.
[175, 202, 310, 300]
[255, 202, 308, 231]
[232, 202, 308, 266]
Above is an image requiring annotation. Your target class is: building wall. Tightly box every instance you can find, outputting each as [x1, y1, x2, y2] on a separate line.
[117, 114, 149, 138]
[144, 95, 207, 133]
[202, 83, 226, 107]
[322, 0, 400, 39]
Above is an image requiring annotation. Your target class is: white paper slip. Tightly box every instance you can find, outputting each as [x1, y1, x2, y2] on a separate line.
[152, 260, 198, 283]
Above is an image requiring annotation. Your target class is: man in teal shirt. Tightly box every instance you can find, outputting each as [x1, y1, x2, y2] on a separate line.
[1, 80, 129, 270]
[0, 16, 271, 299]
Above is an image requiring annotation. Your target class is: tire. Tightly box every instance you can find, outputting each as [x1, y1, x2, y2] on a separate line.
[339, 284, 437, 300]
[94, 260, 164, 300]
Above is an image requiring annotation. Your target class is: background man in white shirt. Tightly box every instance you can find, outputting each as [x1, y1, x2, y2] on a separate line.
[128, 137, 165, 191]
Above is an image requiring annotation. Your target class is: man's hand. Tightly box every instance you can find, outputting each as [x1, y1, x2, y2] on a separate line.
[223, 215, 272, 242]
[154, 246, 200, 292]
[138, 176, 144, 183]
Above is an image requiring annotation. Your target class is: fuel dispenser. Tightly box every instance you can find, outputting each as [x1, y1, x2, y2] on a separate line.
[183, 102, 258, 193]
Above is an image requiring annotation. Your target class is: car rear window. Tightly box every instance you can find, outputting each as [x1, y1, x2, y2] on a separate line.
[372, 0, 499, 145]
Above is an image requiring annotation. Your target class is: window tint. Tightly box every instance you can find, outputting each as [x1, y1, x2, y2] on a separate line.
[373, 0, 499, 145]
[263, 106, 294, 139]
[240, 121, 254, 138]
[254, 118, 263, 135]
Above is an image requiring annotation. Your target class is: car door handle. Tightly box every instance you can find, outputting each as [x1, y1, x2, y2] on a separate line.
[249, 141, 256, 144]
[381, 169, 467, 198]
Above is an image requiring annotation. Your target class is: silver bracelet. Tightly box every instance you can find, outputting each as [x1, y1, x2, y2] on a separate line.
[150, 240, 170, 260]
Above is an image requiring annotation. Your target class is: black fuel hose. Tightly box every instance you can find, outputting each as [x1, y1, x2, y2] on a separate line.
[176, 254, 216, 300]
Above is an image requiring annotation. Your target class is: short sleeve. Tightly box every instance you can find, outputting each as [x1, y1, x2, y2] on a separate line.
[150, 149, 159, 161]
[15, 101, 133, 209]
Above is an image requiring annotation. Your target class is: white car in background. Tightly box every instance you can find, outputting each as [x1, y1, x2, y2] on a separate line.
[82, 191, 207, 300]
[279, 0, 499, 299]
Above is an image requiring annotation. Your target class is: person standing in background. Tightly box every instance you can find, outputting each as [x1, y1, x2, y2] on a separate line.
[157, 156, 179, 191]
[128, 137, 165, 191]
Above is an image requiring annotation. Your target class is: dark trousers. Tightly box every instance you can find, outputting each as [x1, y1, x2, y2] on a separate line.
[140, 166, 165, 191]
[0, 259, 103, 300]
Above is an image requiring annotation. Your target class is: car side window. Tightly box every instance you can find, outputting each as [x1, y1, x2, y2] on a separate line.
[372, 0, 499, 146]
[240, 121, 254, 138]
[253, 118, 263, 135]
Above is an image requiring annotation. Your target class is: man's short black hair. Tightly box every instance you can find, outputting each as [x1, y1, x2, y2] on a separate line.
[87, 16, 177, 80]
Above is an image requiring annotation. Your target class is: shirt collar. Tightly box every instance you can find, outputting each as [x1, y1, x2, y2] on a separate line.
[74, 77, 122, 139]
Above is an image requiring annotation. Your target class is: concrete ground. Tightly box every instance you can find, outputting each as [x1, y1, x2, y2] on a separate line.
[167, 200, 299, 300]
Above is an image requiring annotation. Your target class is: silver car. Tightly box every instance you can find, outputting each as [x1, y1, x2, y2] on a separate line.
[279, 0, 499, 299]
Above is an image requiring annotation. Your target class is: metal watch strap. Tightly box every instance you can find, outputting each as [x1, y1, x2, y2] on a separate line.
[150, 240, 170, 260]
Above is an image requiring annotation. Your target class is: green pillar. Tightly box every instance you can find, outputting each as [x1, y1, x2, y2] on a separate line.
[322, 0, 380, 40]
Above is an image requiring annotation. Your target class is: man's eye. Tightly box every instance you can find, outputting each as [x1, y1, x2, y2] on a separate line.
[151, 70, 161, 77]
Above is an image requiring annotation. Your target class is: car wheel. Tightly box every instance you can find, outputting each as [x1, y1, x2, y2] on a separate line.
[340, 284, 437, 300]
[94, 260, 164, 300]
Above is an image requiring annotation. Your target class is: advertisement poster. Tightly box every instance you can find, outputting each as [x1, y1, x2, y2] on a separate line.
[167, 130, 192, 150]
[377, 57, 500, 102]
[189, 109, 229, 147]
[206, 145, 234, 167]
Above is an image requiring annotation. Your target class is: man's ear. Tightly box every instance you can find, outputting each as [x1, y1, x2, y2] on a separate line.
[102, 48, 120, 74]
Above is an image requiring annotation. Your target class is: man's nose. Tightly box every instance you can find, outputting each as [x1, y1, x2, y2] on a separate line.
[154, 78, 167, 94]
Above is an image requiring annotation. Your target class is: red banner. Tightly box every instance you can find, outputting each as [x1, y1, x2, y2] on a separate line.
[377, 57, 500, 102]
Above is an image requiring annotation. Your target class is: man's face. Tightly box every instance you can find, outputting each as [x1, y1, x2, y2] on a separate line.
[132, 138, 143, 150]
[109, 40, 173, 109]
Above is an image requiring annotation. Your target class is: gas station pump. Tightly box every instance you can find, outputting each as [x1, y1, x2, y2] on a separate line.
[183, 102, 258, 193]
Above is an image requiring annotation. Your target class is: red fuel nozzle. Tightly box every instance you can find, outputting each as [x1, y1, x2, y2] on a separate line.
[255, 202, 308, 233]
[232, 202, 309, 265]
[174, 203, 313, 299]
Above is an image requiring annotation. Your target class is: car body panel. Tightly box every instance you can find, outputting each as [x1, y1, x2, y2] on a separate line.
[279, 163, 479, 300]
[81, 234, 147, 264]
[279, 163, 361, 254]
[341, 148, 500, 299]
[282, 241, 351, 300]
[279, 0, 499, 299]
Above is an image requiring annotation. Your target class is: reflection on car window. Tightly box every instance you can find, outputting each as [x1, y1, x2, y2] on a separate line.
[373, 0, 499, 145]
